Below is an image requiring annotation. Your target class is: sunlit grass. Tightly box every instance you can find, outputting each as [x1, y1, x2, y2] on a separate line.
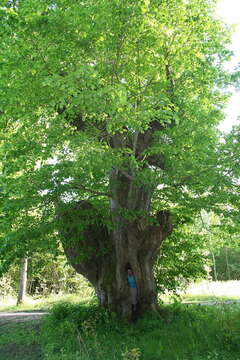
[0, 293, 93, 312]
[159, 280, 240, 303]
[181, 280, 240, 302]
[0, 279, 95, 312]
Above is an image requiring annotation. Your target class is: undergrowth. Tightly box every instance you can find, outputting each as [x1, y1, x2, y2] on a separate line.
[0, 321, 41, 360]
[41, 301, 240, 360]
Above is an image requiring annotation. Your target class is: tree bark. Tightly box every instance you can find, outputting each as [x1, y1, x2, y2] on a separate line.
[17, 257, 28, 306]
[58, 176, 172, 319]
[57, 121, 173, 319]
[211, 250, 217, 281]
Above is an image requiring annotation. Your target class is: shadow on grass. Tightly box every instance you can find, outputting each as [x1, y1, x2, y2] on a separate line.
[0, 321, 42, 360]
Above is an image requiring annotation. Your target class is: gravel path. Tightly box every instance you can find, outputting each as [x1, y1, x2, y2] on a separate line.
[0, 311, 48, 325]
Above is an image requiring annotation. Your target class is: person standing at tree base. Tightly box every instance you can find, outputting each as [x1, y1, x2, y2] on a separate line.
[127, 268, 138, 311]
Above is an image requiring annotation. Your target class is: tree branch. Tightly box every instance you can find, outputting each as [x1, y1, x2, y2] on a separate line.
[72, 183, 111, 197]
[119, 169, 135, 181]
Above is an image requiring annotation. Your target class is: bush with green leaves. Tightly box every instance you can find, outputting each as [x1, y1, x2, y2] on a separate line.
[0, 272, 16, 298]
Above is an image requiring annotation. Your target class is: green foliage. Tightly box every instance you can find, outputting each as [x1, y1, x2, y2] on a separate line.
[0, 272, 16, 297]
[0, 254, 94, 297]
[210, 247, 240, 281]
[155, 222, 209, 293]
[194, 210, 240, 281]
[27, 253, 94, 295]
[0, 0, 239, 297]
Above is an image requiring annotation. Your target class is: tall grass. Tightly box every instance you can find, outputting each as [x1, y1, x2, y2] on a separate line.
[1, 281, 240, 359]
[0, 287, 94, 312]
[41, 300, 240, 360]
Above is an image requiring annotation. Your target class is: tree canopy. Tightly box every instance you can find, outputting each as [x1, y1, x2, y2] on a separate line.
[0, 0, 239, 317]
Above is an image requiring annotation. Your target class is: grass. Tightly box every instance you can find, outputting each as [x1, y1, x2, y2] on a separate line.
[41, 300, 240, 360]
[1, 281, 240, 360]
[2, 301, 240, 360]
[160, 280, 240, 304]
[0, 321, 42, 360]
[182, 280, 240, 298]
[0, 293, 89, 312]
[179, 280, 240, 304]
[180, 294, 240, 303]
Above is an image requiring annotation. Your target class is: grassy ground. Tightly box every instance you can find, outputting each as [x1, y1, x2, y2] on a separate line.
[182, 280, 240, 301]
[0, 281, 240, 360]
[0, 321, 42, 360]
[1, 301, 240, 360]
[0, 294, 87, 312]
[41, 300, 240, 360]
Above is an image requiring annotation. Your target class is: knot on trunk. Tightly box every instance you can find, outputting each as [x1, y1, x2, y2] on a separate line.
[155, 210, 173, 236]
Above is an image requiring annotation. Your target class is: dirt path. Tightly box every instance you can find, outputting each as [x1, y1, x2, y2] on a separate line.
[0, 311, 48, 325]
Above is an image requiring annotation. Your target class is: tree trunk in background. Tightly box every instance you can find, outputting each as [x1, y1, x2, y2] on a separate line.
[17, 257, 28, 305]
[211, 250, 217, 281]
[225, 247, 231, 280]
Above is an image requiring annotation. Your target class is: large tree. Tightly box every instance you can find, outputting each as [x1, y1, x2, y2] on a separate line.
[0, 0, 236, 318]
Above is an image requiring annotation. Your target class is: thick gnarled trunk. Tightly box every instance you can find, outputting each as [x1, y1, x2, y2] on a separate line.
[109, 169, 172, 317]
[110, 210, 172, 318]
[58, 176, 172, 319]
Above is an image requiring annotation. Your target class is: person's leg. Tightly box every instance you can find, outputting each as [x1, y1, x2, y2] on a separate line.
[130, 288, 137, 311]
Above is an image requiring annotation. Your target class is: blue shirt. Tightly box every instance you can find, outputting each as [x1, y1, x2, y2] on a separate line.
[127, 275, 137, 288]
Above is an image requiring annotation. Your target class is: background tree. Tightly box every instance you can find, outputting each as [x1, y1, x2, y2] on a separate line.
[0, 253, 93, 298]
[211, 245, 240, 280]
[0, 0, 237, 318]
[155, 222, 209, 295]
[16, 256, 28, 305]
[201, 211, 240, 281]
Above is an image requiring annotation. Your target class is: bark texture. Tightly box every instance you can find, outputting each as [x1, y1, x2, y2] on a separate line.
[17, 257, 28, 306]
[58, 195, 172, 319]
